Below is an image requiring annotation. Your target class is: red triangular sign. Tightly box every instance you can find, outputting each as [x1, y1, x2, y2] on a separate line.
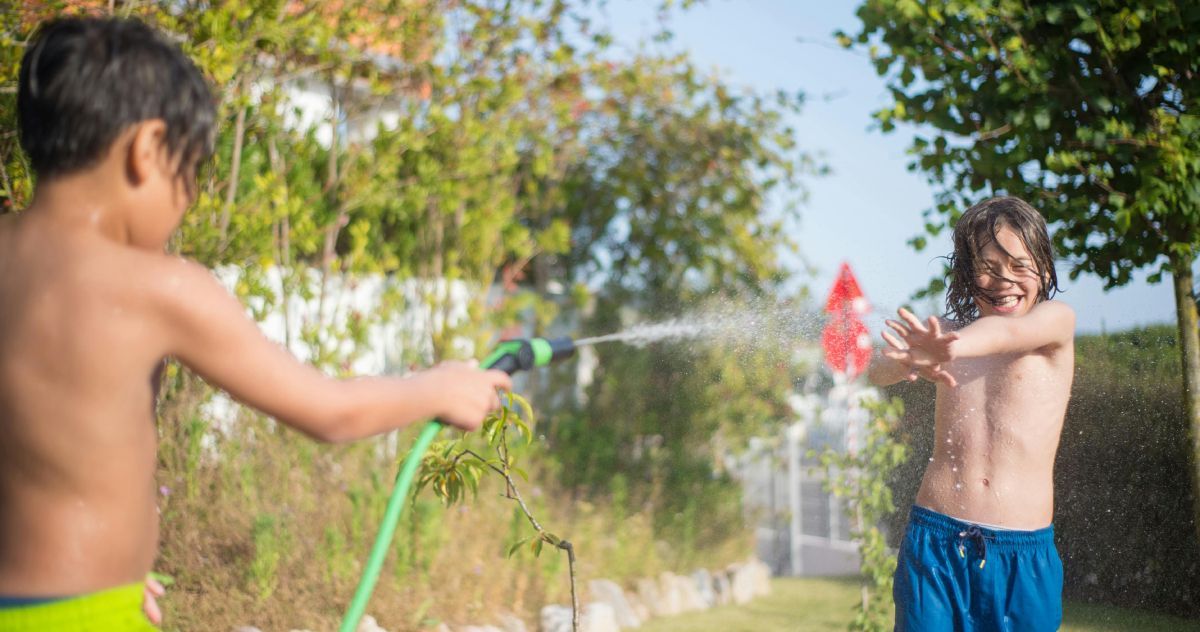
[823, 262, 869, 315]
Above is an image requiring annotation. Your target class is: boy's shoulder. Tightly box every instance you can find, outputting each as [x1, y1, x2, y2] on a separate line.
[59, 240, 217, 325]
[1030, 299, 1075, 327]
[1025, 299, 1076, 351]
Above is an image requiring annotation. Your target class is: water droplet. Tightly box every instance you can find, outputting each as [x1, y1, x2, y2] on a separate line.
[954, 483, 964, 491]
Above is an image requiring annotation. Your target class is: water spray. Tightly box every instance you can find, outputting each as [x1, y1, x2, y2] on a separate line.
[341, 337, 578, 632]
[342, 301, 817, 630]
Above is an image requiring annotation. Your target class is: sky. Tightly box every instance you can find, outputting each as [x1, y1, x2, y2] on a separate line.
[595, 0, 1180, 334]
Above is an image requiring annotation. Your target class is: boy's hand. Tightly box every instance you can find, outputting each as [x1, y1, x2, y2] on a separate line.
[881, 308, 959, 387]
[142, 575, 165, 625]
[423, 361, 513, 431]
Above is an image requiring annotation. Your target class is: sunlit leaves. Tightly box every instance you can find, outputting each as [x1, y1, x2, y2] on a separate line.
[414, 391, 537, 507]
[847, 0, 1200, 293]
[813, 397, 907, 632]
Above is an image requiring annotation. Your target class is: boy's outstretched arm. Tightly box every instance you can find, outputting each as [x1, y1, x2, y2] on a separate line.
[870, 345, 957, 387]
[153, 259, 512, 442]
[867, 350, 914, 386]
[946, 301, 1074, 357]
[885, 302, 1073, 368]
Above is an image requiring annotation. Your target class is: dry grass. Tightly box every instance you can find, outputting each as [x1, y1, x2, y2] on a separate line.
[152, 386, 750, 631]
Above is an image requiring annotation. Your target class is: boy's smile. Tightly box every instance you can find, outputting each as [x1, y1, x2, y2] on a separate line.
[974, 226, 1042, 318]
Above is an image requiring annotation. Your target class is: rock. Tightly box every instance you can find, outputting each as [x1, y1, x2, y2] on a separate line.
[655, 573, 683, 616]
[670, 573, 707, 612]
[624, 589, 651, 622]
[232, 628, 262, 632]
[581, 603, 619, 632]
[691, 569, 716, 608]
[712, 569, 733, 606]
[497, 614, 529, 632]
[540, 605, 573, 632]
[357, 614, 388, 632]
[539, 603, 618, 632]
[588, 578, 642, 628]
[635, 577, 665, 617]
[748, 558, 772, 597]
[728, 563, 755, 604]
[725, 559, 772, 605]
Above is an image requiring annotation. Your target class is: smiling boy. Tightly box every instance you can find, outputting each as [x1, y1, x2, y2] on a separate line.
[869, 196, 1075, 631]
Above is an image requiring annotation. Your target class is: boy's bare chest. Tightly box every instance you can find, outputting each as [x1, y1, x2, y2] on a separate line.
[938, 351, 1073, 430]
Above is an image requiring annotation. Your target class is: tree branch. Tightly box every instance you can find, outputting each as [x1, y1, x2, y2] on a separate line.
[457, 438, 579, 630]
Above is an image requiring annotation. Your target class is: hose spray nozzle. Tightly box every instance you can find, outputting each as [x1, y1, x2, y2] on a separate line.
[481, 337, 577, 375]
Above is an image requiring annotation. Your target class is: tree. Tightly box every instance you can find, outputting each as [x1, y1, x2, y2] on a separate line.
[842, 0, 1200, 540]
[2, 1, 824, 624]
[539, 48, 820, 557]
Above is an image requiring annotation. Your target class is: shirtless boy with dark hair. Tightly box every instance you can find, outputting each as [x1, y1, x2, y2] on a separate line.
[870, 196, 1074, 632]
[0, 16, 511, 629]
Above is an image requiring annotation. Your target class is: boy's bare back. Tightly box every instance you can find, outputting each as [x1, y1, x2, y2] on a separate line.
[0, 210, 172, 595]
[0, 17, 511, 601]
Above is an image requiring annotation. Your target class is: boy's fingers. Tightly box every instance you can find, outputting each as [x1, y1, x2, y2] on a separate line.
[485, 369, 513, 392]
[881, 347, 908, 362]
[928, 316, 943, 336]
[898, 308, 926, 333]
[143, 589, 163, 625]
[933, 368, 957, 387]
[146, 578, 165, 596]
[881, 330, 907, 350]
[884, 319, 910, 338]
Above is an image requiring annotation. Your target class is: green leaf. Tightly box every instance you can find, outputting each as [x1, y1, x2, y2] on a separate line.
[507, 537, 532, 558]
[148, 572, 175, 587]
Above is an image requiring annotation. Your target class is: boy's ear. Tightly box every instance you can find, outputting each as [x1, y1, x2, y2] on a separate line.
[126, 119, 169, 186]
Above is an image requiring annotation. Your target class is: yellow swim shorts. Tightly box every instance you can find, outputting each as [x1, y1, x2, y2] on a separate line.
[0, 583, 157, 631]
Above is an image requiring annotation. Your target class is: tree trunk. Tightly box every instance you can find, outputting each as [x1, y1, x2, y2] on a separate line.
[1170, 252, 1200, 544]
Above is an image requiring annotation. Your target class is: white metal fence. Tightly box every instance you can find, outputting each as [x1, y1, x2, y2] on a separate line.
[731, 380, 878, 576]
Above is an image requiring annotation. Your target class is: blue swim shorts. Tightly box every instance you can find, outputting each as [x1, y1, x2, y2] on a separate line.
[893, 505, 1063, 632]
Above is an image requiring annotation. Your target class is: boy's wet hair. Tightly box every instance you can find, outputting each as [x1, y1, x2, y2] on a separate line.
[18, 17, 215, 184]
[945, 196, 1061, 324]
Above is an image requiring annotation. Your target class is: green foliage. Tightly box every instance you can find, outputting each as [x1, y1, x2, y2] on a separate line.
[248, 513, 287, 602]
[416, 392, 535, 507]
[392, 497, 445, 581]
[1057, 326, 1200, 618]
[844, 0, 1200, 288]
[0, 0, 819, 624]
[416, 390, 583, 622]
[416, 391, 569, 561]
[844, 0, 1200, 553]
[814, 397, 908, 632]
[557, 296, 812, 567]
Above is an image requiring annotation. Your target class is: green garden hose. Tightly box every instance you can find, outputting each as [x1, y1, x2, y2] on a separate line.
[339, 337, 576, 632]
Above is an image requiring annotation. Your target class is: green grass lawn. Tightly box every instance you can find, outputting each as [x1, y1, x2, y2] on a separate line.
[638, 577, 1200, 632]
